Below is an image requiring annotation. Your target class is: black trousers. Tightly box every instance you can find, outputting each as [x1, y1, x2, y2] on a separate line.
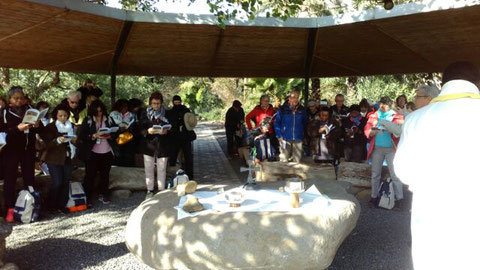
[3, 149, 35, 209]
[344, 144, 366, 163]
[169, 140, 194, 179]
[115, 142, 136, 167]
[84, 152, 113, 201]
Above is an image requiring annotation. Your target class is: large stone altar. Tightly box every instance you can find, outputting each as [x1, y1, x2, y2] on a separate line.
[125, 179, 360, 270]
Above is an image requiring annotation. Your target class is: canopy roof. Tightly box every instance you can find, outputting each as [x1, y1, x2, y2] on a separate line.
[1, 0, 480, 78]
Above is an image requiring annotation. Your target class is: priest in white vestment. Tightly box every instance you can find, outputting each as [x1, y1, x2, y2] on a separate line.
[394, 62, 480, 269]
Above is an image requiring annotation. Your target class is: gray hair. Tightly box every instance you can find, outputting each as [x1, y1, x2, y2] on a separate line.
[67, 90, 82, 100]
[417, 85, 439, 99]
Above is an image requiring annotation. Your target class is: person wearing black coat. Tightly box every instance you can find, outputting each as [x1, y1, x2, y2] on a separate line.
[342, 104, 367, 163]
[140, 92, 170, 199]
[0, 86, 44, 222]
[78, 100, 119, 206]
[224, 100, 245, 159]
[166, 95, 195, 179]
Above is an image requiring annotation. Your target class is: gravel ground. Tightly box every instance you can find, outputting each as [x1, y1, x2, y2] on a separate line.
[5, 122, 413, 269]
[5, 192, 151, 270]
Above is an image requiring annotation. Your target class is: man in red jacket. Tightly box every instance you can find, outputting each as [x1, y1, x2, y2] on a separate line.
[245, 95, 276, 133]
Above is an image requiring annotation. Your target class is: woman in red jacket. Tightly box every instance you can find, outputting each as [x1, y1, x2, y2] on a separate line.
[364, 97, 404, 209]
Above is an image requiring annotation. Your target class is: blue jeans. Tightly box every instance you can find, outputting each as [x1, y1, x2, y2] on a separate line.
[47, 160, 72, 209]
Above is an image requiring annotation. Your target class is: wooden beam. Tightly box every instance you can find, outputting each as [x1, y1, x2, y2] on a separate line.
[314, 55, 367, 76]
[368, 21, 441, 71]
[109, 21, 134, 107]
[0, 10, 69, 43]
[44, 50, 114, 70]
[303, 28, 318, 106]
[209, 28, 225, 74]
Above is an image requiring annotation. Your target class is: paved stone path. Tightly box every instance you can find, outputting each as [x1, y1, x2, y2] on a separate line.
[193, 122, 240, 183]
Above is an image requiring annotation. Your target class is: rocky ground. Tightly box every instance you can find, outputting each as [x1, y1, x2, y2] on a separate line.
[4, 122, 413, 269]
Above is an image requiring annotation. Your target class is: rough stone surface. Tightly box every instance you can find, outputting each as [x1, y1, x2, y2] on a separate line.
[111, 190, 132, 199]
[256, 159, 336, 182]
[125, 179, 360, 270]
[355, 189, 372, 201]
[337, 162, 390, 188]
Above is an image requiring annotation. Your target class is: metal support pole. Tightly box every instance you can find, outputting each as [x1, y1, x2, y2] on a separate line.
[111, 72, 116, 108]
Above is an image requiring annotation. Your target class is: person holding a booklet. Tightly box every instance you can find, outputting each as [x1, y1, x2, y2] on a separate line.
[40, 104, 77, 213]
[364, 96, 404, 209]
[109, 99, 136, 167]
[78, 100, 119, 206]
[0, 86, 45, 222]
[139, 92, 171, 199]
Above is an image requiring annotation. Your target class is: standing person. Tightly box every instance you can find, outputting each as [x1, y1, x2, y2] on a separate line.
[78, 100, 118, 206]
[0, 86, 43, 222]
[224, 100, 245, 159]
[330, 94, 349, 119]
[304, 100, 318, 156]
[245, 95, 275, 132]
[78, 94, 98, 124]
[395, 94, 408, 115]
[77, 79, 103, 111]
[274, 90, 308, 163]
[109, 99, 136, 167]
[140, 92, 170, 199]
[395, 61, 480, 270]
[41, 104, 77, 213]
[61, 90, 82, 127]
[166, 95, 195, 179]
[364, 97, 404, 209]
[359, 99, 372, 118]
[342, 104, 367, 163]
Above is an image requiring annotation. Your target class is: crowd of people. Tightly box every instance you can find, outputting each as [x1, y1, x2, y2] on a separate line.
[0, 80, 196, 222]
[225, 84, 441, 210]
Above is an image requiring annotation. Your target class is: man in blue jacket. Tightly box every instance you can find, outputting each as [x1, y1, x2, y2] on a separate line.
[274, 90, 308, 163]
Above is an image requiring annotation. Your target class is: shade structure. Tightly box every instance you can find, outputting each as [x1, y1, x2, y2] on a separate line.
[0, 0, 480, 78]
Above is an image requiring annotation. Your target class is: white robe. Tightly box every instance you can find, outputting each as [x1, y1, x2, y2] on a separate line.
[394, 80, 480, 269]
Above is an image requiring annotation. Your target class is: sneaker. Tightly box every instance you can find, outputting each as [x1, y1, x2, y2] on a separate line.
[98, 195, 111, 205]
[145, 191, 155, 200]
[5, 208, 14, 223]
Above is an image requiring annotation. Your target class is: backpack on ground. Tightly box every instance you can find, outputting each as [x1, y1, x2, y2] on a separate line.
[66, 182, 87, 212]
[14, 186, 41, 224]
[377, 177, 395, 210]
[168, 169, 189, 189]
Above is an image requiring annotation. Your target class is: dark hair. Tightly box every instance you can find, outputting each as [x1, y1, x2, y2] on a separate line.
[112, 99, 128, 112]
[359, 99, 370, 109]
[128, 98, 144, 111]
[87, 100, 107, 118]
[35, 101, 49, 110]
[233, 100, 242, 108]
[442, 61, 480, 85]
[395, 95, 407, 107]
[172, 95, 182, 102]
[8, 86, 24, 98]
[259, 94, 270, 104]
[320, 107, 330, 113]
[406, 101, 416, 111]
[379, 96, 393, 106]
[335, 94, 344, 99]
[349, 104, 361, 112]
[51, 104, 70, 120]
[149, 91, 163, 105]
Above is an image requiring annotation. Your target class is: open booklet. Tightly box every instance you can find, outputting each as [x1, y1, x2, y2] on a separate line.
[0, 132, 6, 150]
[23, 108, 49, 125]
[98, 127, 120, 136]
[152, 124, 172, 134]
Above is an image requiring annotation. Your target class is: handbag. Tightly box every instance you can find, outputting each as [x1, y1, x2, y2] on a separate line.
[116, 131, 133, 145]
[377, 178, 395, 210]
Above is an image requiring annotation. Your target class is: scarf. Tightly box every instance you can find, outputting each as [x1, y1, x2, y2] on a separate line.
[55, 120, 76, 159]
[349, 115, 362, 127]
[146, 106, 168, 123]
[377, 109, 395, 128]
